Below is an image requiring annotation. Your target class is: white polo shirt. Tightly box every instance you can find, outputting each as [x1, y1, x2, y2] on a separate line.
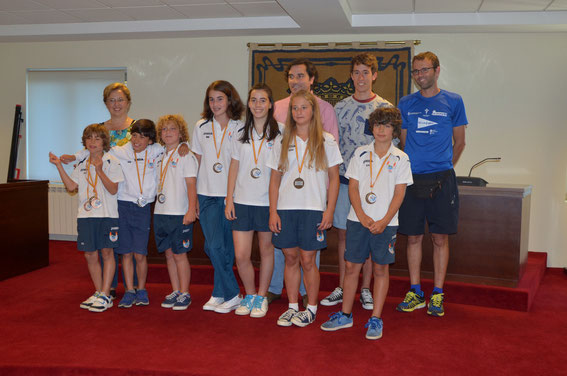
[154, 147, 199, 216]
[192, 117, 242, 197]
[345, 142, 413, 225]
[75, 143, 163, 205]
[266, 132, 343, 212]
[71, 153, 124, 218]
[230, 123, 283, 206]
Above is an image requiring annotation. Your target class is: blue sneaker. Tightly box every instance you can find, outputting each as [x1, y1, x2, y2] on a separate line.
[365, 317, 383, 340]
[135, 289, 149, 306]
[291, 308, 316, 327]
[118, 290, 136, 308]
[172, 293, 192, 311]
[161, 291, 181, 308]
[320, 311, 353, 331]
[427, 292, 445, 317]
[396, 289, 426, 312]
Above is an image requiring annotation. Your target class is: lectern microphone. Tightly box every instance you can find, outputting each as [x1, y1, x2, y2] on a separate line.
[457, 157, 501, 186]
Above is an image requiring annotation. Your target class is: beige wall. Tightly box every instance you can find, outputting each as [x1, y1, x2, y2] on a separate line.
[1, 33, 565, 267]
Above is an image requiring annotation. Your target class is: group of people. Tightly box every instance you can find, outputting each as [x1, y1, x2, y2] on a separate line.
[49, 50, 467, 341]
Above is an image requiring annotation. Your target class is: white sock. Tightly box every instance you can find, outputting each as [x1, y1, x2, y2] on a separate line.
[289, 303, 299, 311]
[307, 304, 318, 314]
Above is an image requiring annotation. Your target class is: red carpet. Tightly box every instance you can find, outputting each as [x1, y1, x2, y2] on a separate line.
[0, 241, 566, 375]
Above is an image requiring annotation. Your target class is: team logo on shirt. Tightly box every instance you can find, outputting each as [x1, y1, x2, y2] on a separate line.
[432, 110, 447, 117]
[417, 118, 437, 129]
[183, 239, 191, 248]
[171, 159, 178, 167]
[316, 231, 325, 242]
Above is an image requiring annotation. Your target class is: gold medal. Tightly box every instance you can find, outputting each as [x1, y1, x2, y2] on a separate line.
[365, 192, 377, 204]
[293, 177, 304, 189]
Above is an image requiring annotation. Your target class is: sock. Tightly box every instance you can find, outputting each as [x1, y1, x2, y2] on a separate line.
[342, 311, 352, 318]
[411, 284, 423, 296]
[307, 304, 317, 314]
[433, 287, 443, 295]
[289, 303, 299, 311]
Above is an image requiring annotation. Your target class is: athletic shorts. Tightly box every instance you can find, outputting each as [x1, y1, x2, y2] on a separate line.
[115, 200, 151, 255]
[77, 217, 119, 252]
[345, 220, 396, 265]
[154, 214, 194, 254]
[398, 169, 459, 235]
[232, 203, 270, 232]
[272, 210, 326, 251]
[332, 183, 350, 230]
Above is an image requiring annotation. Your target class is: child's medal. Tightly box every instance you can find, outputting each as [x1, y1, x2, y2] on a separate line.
[135, 150, 148, 207]
[90, 196, 102, 209]
[211, 119, 228, 174]
[366, 152, 391, 204]
[157, 145, 179, 205]
[85, 157, 100, 211]
[250, 129, 265, 179]
[293, 136, 307, 189]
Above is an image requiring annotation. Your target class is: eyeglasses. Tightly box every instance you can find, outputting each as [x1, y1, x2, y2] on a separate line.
[411, 67, 435, 75]
[107, 98, 126, 104]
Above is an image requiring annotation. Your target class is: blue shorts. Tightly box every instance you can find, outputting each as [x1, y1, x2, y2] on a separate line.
[115, 200, 151, 255]
[154, 214, 194, 254]
[332, 183, 350, 230]
[398, 169, 459, 235]
[272, 210, 326, 251]
[232, 203, 270, 232]
[77, 217, 119, 252]
[345, 221, 397, 265]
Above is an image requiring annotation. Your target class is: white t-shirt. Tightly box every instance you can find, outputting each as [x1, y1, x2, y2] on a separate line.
[230, 123, 283, 206]
[345, 142, 413, 225]
[154, 146, 199, 216]
[266, 132, 343, 211]
[192, 117, 242, 197]
[70, 153, 124, 218]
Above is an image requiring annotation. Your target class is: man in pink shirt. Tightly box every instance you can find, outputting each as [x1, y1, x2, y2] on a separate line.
[273, 58, 339, 140]
[267, 58, 339, 307]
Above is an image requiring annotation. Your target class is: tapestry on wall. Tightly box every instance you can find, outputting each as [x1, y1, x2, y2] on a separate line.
[248, 42, 414, 107]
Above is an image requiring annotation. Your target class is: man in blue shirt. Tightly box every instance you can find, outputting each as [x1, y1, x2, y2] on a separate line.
[396, 51, 467, 317]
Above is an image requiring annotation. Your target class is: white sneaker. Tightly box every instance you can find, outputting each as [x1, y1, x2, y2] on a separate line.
[250, 296, 269, 318]
[80, 292, 100, 309]
[88, 293, 113, 313]
[277, 308, 298, 327]
[360, 288, 374, 310]
[203, 296, 224, 311]
[235, 294, 255, 315]
[214, 294, 242, 313]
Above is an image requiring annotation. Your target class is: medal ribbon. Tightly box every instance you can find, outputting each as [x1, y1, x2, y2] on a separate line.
[294, 136, 308, 176]
[85, 157, 99, 199]
[134, 149, 148, 198]
[369, 152, 391, 190]
[251, 128, 265, 167]
[211, 119, 229, 160]
[158, 144, 179, 193]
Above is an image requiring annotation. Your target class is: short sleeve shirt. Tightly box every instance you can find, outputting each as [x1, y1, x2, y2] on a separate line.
[345, 142, 413, 225]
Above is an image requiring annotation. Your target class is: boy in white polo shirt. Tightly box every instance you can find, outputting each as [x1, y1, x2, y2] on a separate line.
[49, 123, 124, 313]
[154, 114, 199, 310]
[320, 107, 412, 339]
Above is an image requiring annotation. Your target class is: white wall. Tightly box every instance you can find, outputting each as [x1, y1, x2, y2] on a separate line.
[0, 33, 565, 267]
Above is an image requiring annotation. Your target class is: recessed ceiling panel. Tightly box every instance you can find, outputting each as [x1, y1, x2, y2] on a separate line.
[63, 8, 134, 22]
[7, 9, 83, 23]
[230, 1, 286, 17]
[33, 0, 109, 10]
[116, 5, 186, 20]
[348, 0, 414, 14]
[171, 3, 241, 17]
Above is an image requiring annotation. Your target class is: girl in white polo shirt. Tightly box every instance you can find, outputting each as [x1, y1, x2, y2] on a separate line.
[225, 83, 282, 318]
[154, 114, 199, 311]
[267, 90, 342, 327]
[192, 80, 244, 313]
